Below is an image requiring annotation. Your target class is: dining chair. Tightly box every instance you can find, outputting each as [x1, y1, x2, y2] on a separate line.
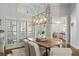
[24, 39, 29, 43]
[24, 38, 41, 56]
[50, 48, 72, 56]
[52, 39, 63, 48]
[24, 38, 46, 56]
[28, 41, 41, 56]
[23, 39, 30, 56]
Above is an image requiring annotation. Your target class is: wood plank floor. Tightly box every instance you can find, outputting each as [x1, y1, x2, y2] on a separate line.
[66, 44, 79, 56]
[72, 49, 79, 56]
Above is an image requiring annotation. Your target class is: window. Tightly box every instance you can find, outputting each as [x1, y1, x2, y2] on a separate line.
[21, 22, 26, 32]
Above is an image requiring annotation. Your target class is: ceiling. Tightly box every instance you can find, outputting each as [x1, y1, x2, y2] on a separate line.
[17, 3, 47, 16]
[17, 3, 76, 17]
[0, 3, 76, 18]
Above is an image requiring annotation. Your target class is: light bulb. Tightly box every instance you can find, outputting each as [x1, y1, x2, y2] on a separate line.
[43, 17, 47, 22]
[39, 19, 43, 24]
[33, 19, 36, 23]
[36, 20, 39, 24]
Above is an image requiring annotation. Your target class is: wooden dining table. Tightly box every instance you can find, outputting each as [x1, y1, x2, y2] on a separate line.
[29, 38, 63, 56]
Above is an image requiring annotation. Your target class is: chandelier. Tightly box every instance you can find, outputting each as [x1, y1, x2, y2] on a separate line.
[32, 3, 47, 25]
[32, 11, 47, 25]
[32, 16, 47, 25]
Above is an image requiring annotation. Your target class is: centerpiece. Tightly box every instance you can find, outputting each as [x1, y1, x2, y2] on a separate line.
[36, 30, 47, 42]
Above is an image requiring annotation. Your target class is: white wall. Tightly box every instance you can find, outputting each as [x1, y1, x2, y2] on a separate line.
[75, 4, 79, 48]
[70, 7, 77, 48]
[50, 4, 71, 17]
[51, 17, 67, 32]
[70, 4, 79, 49]
[51, 17, 67, 40]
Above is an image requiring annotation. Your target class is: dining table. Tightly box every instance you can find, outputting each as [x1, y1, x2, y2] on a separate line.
[29, 38, 63, 56]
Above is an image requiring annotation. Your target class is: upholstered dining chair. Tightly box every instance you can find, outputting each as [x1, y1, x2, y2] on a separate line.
[24, 38, 41, 56]
[23, 39, 30, 56]
[24, 38, 46, 56]
[28, 41, 41, 56]
[50, 48, 72, 56]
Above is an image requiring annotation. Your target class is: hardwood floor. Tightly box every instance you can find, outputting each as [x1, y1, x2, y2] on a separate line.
[5, 46, 25, 56]
[72, 49, 79, 56]
[67, 44, 79, 56]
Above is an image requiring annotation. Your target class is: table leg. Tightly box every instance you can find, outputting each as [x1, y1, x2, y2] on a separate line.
[46, 48, 48, 56]
[46, 48, 50, 56]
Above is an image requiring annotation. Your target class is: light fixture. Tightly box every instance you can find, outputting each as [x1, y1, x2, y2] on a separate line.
[33, 16, 47, 25]
[32, 3, 47, 25]
[33, 19, 36, 23]
[43, 17, 47, 23]
[36, 20, 39, 24]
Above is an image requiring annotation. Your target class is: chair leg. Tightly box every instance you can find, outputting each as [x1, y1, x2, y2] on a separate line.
[46, 48, 50, 56]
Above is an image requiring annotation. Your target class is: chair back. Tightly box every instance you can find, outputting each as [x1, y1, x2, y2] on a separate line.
[50, 48, 72, 56]
[28, 41, 41, 56]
